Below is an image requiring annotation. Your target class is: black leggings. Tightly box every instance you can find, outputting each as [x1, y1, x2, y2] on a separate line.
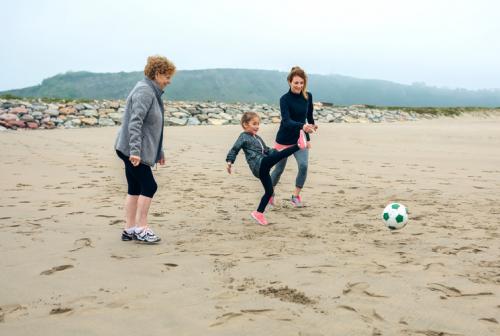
[116, 150, 158, 198]
[257, 145, 300, 213]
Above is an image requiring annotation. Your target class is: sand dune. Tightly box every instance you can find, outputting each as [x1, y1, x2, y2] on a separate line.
[0, 116, 499, 335]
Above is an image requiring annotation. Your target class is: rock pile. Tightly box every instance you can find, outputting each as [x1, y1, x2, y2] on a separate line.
[0, 98, 424, 131]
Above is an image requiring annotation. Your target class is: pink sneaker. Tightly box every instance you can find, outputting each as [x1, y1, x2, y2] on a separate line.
[297, 130, 307, 149]
[251, 211, 268, 225]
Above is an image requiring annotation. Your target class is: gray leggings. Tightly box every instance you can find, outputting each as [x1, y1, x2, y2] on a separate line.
[270, 148, 309, 189]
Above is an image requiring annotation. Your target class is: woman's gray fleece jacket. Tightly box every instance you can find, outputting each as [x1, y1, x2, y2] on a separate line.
[226, 132, 275, 178]
[115, 79, 165, 167]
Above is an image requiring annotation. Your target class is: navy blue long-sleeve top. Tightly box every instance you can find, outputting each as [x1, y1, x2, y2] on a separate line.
[275, 89, 315, 145]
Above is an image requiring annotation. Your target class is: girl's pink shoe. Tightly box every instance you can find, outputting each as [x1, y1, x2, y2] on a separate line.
[251, 211, 268, 225]
[297, 130, 307, 149]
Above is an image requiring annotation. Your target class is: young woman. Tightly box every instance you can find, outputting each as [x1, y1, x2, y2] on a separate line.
[270, 66, 317, 207]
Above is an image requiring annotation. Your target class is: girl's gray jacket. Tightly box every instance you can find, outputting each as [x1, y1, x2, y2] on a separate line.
[226, 132, 275, 178]
[115, 79, 164, 167]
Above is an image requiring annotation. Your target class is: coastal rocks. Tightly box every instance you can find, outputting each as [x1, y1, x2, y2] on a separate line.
[0, 97, 448, 131]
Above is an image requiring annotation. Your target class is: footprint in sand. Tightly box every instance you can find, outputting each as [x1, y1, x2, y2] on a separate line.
[40, 265, 74, 275]
[404, 329, 464, 336]
[427, 283, 493, 298]
[50, 307, 73, 315]
[69, 238, 93, 252]
[423, 262, 445, 271]
[109, 219, 125, 226]
[163, 263, 178, 271]
[0, 304, 27, 321]
[342, 282, 388, 298]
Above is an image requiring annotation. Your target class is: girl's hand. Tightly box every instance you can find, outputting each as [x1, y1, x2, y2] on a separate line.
[158, 157, 166, 165]
[313, 124, 318, 131]
[307, 141, 311, 149]
[226, 162, 232, 174]
[129, 155, 141, 167]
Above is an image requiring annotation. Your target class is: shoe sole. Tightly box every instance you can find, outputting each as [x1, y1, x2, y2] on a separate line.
[135, 238, 161, 244]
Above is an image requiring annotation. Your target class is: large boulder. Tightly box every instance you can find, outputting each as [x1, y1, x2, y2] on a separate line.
[21, 114, 34, 122]
[81, 117, 98, 126]
[46, 109, 60, 117]
[9, 106, 28, 114]
[59, 107, 77, 115]
[98, 108, 115, 116]
[108, 112, 123, 123]
[186, 117, 201, 126]
[26, 121, 39, 129]
[0, 113, 18, 121]
[166, 117, 187, 126]
[98, 118, 115, 126]
[31, 111, 44, 120]
[82, 109, 98, 118]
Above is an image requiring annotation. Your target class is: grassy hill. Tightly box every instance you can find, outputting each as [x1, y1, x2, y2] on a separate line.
[3, 69, 500, 107]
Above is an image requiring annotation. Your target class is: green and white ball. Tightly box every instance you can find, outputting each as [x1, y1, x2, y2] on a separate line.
[382, 203, 408, 230]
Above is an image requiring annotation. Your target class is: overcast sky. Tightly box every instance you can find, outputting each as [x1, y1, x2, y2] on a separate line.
[1, 0, 499, 91]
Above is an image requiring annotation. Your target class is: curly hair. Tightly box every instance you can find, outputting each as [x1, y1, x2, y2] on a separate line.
[240, 111, 260, 127]
[287, 66, 308, 100]
[144, 55, 176, 80]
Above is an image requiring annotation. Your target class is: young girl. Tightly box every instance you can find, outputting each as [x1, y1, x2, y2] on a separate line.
[226, 112, 307, 225]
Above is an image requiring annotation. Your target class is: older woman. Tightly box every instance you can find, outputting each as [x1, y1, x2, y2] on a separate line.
[270, 66, 317, 207]
[115, 55, 176, 243]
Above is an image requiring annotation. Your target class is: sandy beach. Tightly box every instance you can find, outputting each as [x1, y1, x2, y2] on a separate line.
[1, 115, 499, 335]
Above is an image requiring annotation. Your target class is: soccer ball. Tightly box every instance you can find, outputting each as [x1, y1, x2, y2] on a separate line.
[382, 203, 408, 230]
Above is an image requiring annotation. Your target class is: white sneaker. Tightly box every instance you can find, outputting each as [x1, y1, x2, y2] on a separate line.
[135, 227, 161, 243]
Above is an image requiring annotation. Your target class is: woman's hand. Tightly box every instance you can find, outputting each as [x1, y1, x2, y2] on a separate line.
[158, 157, 166, 165]
[226, 162, 232, 174]
[303, 124, 314, 133]
[129, 155, 141, 167]
[307, 141, 312, 149]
